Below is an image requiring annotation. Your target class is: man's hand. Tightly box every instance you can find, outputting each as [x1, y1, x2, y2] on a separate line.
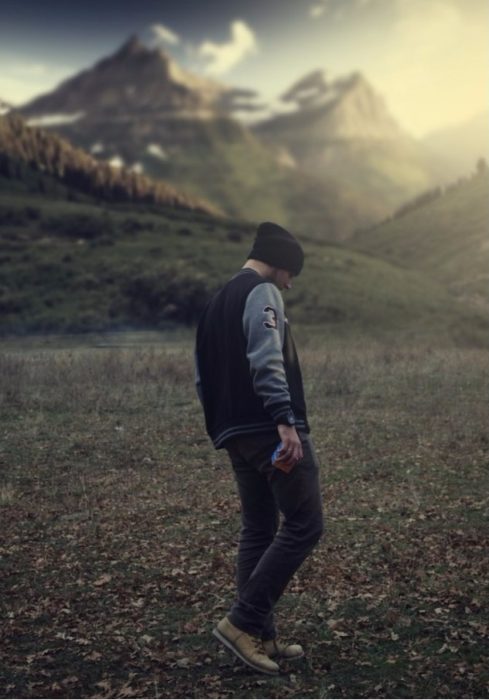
[274, 424, 303, 473]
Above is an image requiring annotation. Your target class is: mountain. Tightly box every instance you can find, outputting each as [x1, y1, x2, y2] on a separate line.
[351, 168, 489, 311]
[0, 112, 218, 215]
[253, 71, 438, 217]
[421, 111, 489, 182]
[20, 35, 237, 121]
[17, 37, 383, 241]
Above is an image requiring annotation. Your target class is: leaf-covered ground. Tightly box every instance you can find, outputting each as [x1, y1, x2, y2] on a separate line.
[1, 334, 488, 698]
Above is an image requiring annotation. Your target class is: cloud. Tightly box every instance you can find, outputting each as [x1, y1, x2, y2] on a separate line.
[199, 20, 257, 76]
[309, 4, 326, 17]
[309, 0, 376, 20]
[151, 23, 180, 46]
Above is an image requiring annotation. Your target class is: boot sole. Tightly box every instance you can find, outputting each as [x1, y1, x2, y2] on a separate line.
[266, 644, 305, 661]
[212, 627, 279, 676]
[271, 650, 305, 661]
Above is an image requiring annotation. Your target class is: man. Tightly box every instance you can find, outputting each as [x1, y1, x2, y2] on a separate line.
[195, 221, 323, 675]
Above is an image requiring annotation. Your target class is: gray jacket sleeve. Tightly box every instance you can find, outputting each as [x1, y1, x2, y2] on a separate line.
[242, 282, 293, 424]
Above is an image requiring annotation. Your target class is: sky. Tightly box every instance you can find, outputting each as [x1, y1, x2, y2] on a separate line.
[0, 0, 487, 137]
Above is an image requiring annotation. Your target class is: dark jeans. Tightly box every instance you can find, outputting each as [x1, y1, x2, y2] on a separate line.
[224, 431, 324, 639]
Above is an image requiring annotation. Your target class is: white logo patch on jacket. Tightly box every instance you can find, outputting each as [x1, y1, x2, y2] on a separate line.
[263, 305, 278, 330]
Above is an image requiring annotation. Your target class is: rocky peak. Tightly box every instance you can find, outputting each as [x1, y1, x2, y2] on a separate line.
[101, 35, 173, 76]
[280, 69, 378, 113]
[256, 69, 405, 142]
[327, 73, 403, 140]
[115, 34, 147, 59]
[281, 69, 330, 108]
[20, 36, 232, 120]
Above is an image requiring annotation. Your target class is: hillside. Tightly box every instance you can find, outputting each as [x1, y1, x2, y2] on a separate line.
[0, 184, 487, 345]
[0, 113, 217, 215]
[352, 169, 489, 310]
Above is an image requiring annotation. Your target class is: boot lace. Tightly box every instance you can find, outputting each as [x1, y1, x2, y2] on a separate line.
[250, 635, 267, 656]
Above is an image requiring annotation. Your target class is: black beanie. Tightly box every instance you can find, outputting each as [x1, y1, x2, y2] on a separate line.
[247, 222, 304, 276]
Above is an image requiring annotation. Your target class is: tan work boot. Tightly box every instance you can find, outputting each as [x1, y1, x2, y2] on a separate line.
[263, 638, 304, 660]
[213, 617, 280, 675]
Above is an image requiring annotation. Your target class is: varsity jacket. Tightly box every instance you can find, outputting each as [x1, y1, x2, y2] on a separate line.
[195, 268, 309, 448]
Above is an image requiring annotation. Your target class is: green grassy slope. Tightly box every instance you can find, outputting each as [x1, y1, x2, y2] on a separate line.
[353, 171, 489, 306]
[1, 188, 487, 345]
[132, 117, 375, 241]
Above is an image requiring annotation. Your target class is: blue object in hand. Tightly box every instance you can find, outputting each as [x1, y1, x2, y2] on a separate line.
[271, 442, 283, 465]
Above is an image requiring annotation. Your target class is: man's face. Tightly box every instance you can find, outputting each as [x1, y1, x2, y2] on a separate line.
[272, 268, 294, 291]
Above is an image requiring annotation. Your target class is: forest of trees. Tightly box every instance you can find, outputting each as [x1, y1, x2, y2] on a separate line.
[0, 113, 216, 215]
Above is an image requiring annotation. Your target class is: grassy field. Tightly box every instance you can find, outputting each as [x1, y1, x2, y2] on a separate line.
[1, 332, 488, 698]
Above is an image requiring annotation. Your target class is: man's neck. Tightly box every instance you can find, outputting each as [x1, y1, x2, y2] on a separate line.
[242, 259, 274, 278]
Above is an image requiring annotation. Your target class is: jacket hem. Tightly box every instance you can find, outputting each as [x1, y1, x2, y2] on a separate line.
[213, 420, 308, 449]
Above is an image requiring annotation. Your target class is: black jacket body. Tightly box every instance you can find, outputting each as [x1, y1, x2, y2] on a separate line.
[195, 269, 309, 448]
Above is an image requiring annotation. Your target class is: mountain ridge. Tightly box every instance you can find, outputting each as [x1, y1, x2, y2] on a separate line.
[259, 71, 404, 142]
[21, 35, 242, 122]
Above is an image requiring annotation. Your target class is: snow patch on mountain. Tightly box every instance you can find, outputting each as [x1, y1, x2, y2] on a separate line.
[90, 142, 105, 154]
[146, 143, 168, 160]
[26, 112, 85, 127]
[109, 156, 124, 169]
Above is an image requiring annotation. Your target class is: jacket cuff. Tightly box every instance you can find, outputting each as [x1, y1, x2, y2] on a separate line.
[269, 402, 294, 425]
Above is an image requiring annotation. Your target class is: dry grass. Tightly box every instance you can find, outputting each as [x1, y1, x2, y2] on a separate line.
[0, 482, 16, 506]
[0, 336, 488, 698]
